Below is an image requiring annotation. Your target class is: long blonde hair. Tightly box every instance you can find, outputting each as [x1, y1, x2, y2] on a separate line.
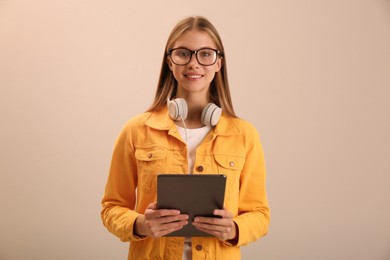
[147, 16, 236, 117]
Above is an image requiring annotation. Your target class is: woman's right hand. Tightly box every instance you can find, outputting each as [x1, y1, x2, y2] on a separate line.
[134, 202, 189, 238]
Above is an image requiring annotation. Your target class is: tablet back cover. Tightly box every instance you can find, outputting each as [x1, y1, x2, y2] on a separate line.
[157, 174, 227, 237]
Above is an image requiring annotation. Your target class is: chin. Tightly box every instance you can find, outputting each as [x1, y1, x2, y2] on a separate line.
[181, 84, 210, 93]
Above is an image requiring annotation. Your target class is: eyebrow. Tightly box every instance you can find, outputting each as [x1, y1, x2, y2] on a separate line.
[172, 46, 216, 50]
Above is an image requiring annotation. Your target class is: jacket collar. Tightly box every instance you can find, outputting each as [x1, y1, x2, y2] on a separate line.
[145, 107, 240, 136]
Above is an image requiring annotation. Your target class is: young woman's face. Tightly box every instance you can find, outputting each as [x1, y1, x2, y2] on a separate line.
[168, 29, 222, 97]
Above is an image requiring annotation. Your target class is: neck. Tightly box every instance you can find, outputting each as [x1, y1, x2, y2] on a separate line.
[175, 90, 210, 128]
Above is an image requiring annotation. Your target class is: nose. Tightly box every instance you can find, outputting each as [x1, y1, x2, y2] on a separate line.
[187, 52, 200, 67]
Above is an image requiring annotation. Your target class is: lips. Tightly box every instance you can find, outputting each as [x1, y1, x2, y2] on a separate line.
[185, 74, 203, 79]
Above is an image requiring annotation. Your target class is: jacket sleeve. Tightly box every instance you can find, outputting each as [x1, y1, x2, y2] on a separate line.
[226, 124, 270, 247]
[101, 122, 145, 242]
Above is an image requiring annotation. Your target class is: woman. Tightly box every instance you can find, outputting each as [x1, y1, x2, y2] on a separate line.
[101, 16, 270, 260]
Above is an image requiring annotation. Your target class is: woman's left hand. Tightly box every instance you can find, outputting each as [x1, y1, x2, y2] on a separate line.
[192, 209, 238, 241]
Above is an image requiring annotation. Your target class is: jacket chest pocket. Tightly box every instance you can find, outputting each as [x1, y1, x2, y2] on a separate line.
[214, 154, 245, 204]
[135, 148, 167, 191]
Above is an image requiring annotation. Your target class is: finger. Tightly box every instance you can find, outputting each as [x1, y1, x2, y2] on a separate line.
[194, 226, 231, 241]
[154, 209, 182, 218]
[193, 221, 234, 241]
[147, 202, 157, 210]
[149, 221, 187, 238]
[145, 208, 182, 219]
[193, 216, 227, 225]
[193, 221, 232, 232]
[155, 214, 189, 225]
[213, 209, 233, 219]
[145, 214, 188, 233]
[148, 218, 188, 238]
[161, 219, 189, 230]
[147, 217, 187, 233]
[193, 216, 216, 225]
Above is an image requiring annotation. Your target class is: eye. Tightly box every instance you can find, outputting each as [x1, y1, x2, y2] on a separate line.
[199, 49, 213, 58]
[175, 49, 190, 57]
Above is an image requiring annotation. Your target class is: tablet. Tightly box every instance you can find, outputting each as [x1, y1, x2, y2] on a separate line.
[157, 174, 227, 237]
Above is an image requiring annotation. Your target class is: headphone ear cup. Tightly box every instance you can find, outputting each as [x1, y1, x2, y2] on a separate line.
[201, 103, 222, 126]
[168, 98, 188, 121]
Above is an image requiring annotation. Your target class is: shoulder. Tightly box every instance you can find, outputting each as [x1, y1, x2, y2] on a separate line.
[232, 117, 257, 131]
[220, 115, 260, 137]
[122, 112, 153, 129]
[113, 112, 154, 145]
[115, 112, 154, 139]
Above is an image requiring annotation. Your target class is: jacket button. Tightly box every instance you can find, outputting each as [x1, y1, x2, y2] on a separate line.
[147, 153, 153, 159]
[195, 245, 203, 251]
[196, 166, 204, 172]
[229, 161, 235, 167]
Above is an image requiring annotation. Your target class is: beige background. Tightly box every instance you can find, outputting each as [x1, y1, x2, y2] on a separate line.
[1, 0, 390, 259]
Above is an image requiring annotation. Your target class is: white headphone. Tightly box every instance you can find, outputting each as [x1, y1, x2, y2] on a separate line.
[167, 98, 222, 126]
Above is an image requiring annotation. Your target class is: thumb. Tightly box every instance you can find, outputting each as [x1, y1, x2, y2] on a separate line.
[147, 202, 157, 210]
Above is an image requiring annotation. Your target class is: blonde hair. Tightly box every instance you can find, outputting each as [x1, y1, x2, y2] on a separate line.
[147, 16, 236, 117]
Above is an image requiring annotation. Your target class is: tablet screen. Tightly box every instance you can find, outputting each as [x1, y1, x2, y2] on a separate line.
[157, 174, 227, 237]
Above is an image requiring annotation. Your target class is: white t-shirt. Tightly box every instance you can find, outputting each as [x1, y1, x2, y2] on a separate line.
[176, 125, 211, 174]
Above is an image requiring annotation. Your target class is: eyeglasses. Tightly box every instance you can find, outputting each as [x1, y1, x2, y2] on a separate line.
[167, 47, 222, 66]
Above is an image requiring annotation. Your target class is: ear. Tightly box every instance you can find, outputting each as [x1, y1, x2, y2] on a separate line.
[214, 57, 223, 72]
[167, 57, 173, 71]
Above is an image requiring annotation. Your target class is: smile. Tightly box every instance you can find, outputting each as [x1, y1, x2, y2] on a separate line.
[185, 74, 203, 79]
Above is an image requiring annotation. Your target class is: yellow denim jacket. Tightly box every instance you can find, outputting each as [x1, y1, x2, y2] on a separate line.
[101, 107, 270, 260]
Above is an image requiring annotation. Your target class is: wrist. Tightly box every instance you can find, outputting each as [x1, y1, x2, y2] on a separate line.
[226, 222, 239, 244]
[134, 215, 148, 237]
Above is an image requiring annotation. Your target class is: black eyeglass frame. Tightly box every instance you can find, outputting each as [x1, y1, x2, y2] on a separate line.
[167, 47, 223, 66]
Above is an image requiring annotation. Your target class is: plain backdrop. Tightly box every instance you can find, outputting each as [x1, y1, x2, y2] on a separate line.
[1, 1, 390, 259]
